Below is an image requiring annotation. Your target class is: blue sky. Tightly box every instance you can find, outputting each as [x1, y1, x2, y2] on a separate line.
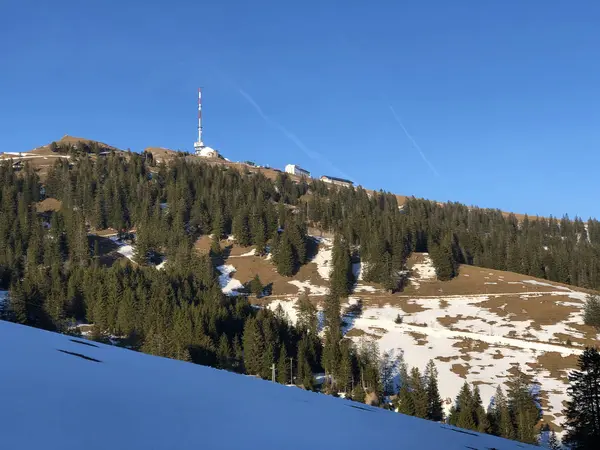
[1, 1, 599, 219]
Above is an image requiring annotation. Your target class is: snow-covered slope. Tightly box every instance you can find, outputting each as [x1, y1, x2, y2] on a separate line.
[0, 320, 537, 450]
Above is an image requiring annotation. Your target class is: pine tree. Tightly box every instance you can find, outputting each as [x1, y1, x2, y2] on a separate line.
[217, 333, 231, 369]
[338, 339, 353, 393]
[252, 215, 267, 255]
[583, 295, 600, 330]
[321, 294, 341, 387]
[277, 345, 289, 385]
[396, 355, 414, 415]
[473, 385, 491, 433]
[507, 365, 541, 444]
[232, 208, 251, 247]
[273, 233, 295, 276]
[449, 382, 476, 431]
[563, 347, 600, 449]
[242, 318, 264, 375]
[492, 385, 515, 440]
[297, 288, 318, 334]
[209, 233, 222, 258]
[249, 275, 263, 297]
[410, 367, 428, 419]
[424, 360, 444, 422]
[329, 234, 353, 298]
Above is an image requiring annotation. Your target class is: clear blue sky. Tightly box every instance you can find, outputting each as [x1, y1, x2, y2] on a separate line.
[1, 1, 599, 219]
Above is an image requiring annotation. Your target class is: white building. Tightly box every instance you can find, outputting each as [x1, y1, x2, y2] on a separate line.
[197, 146, 219, 158]
[285, 164, 310, 177]
[321, 175, 353, 188]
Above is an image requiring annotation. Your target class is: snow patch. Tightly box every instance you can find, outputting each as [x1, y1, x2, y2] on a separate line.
[216, 265, 244, 296]
[409, 253, 436, 288]
[288, 280, 328, 296]
[311, 237, 333, 281]
[267, 299, 299, 324]
[522, 280, 571, 291]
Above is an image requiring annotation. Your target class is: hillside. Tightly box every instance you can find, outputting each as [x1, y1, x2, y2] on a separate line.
[2, 137, 554, 219]
[0, 320, 538, 450]
[189, 236, 598, 433]
[1, 137, 599, 445]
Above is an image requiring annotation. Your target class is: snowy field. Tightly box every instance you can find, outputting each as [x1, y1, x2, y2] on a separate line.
[0, 320, 538, 450]
[200, 235, 591, 433]
[259, 252, 594, 433]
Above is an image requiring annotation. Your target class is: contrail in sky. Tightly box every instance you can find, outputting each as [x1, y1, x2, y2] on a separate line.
[238, 88, 353, 181]
[389, 105, 440, 177]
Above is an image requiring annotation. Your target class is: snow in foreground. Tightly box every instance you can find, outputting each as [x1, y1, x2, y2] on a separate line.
[0, 320, 537, 450]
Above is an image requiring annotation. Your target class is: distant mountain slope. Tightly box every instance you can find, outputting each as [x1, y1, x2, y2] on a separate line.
[0, 320, 538, 450]
[2, 136, 548, 220]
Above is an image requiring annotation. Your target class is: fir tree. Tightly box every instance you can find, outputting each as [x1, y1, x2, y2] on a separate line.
[410, 367, 428, 419]
[473, 385, 491, 433]
[492, 385, 515, 440]
[249, 275, 263, 297]
[297, 288, 318, 334]
[273, 233, 295, 277]
[277, 345, 289, 385]
[449, 382, 476, 431]
[209, 233, 222, 258]
[507, 365, 541, 444]
[583, 295, 600, 330]
[329, 234, 353, 298]
[321, 294, 341, 387]
[563, 347, 600, 449]
[424, 360, 444, 422]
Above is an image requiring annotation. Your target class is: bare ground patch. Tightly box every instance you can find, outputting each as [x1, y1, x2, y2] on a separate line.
[527, 352, 579, 383]
[406, 331, 428, 346]
[36, 197, 62, 212]
[451, 363, 470, 379]
[452, 338, 491, 354]
[401, 262, 581, 296]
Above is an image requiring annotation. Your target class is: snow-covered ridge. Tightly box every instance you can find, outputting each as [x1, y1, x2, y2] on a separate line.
[0, 320, 539, 450]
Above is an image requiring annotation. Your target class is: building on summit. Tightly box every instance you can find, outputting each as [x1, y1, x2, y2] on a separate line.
[285, 164, 310, 177]
[321, 175, 353, 188]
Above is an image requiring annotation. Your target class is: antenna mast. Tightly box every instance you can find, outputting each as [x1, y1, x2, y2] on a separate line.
[194, 88, 204, 151]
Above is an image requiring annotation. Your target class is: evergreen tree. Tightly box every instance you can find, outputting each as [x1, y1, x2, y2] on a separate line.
[473, 385, 491, 433]
[338, 339, 353, 393]
[563, 347, 600, 449]
[297, 288, 318, 334]
[329, 234, 353, 298]
[217, 333, 231, 369]
[242, 318, 264, 376]
[277, 345, 289, 385]
[273, 233, 295, 276]
[410, 367, 428, 419]
[321, 294, 341, 388]
[492, 385, 515, 440]
[249, 275, 263, 297]
[396, 355, 414, 415]
[507, 365, 541, 444]
[424, 360, 444, 422]
[449, 382, 476, 431]
[209, 233, 222, 258]
[232, 208, 251, 247]
[583, 295, 600, 330]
